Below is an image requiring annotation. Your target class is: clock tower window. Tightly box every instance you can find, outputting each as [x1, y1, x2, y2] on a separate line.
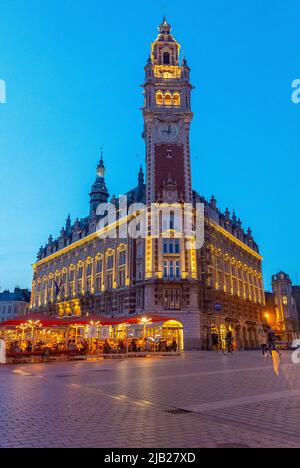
[163, 52, 170, 65]
[156, 92, 164, 106]
[173, 92, 180, 106]
[164, 93, 172, 106]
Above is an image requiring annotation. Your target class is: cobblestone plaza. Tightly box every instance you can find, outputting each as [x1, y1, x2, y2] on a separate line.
[1, 352, 300, 448]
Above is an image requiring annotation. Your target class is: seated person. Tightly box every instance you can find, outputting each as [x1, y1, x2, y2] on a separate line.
[26, 341, 33, 353]
[170, 338, 178, 352]
[11, 341, 22, 354]
[68, 341, 77, 351]
[103, 340, 111, 355]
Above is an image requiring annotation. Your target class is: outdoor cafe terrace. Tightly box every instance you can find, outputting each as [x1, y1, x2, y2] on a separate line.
[0, 314, 184, 364]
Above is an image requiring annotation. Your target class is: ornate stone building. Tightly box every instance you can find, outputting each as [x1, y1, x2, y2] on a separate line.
[292, 286, 300, 330]
[262, 272, 299, 342]
[30, 18, 265, 350]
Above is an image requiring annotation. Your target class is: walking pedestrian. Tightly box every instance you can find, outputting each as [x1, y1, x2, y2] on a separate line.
[225, 331, 234, 354]
[258, 327, 268, 357]
[211, 332, 220, 353]
[267, 326, 282, 358]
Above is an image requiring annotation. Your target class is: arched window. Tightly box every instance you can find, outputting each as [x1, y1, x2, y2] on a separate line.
[164, 93, 172, 106]
[173, 92, 180, 106]
[156, 92, 163, 106]
[163, 52, 170, 65]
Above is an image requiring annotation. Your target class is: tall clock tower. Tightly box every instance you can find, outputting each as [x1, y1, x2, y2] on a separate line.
[143, 18, 194, 205]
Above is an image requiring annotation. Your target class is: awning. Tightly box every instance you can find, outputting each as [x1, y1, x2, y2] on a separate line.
[0, 314, 65, 328]
[0, 314, 178, 329]
[52, 314, 177, 327]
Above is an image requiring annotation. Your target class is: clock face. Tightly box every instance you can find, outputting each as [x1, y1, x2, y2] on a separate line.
[159, 123, 179, 141]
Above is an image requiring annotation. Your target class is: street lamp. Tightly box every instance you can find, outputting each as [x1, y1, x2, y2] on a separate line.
[90, 321, 101, 359]
[138, 317, 152, 338]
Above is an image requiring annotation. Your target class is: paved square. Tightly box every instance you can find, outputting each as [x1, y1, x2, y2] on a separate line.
[0, 352, 300, 448]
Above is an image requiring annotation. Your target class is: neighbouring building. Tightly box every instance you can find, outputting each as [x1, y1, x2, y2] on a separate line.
[292, 286, 300, 329]
[0, 288, 31, 323]
[29, 18, 265, 350]
[262, 272, 299, 341]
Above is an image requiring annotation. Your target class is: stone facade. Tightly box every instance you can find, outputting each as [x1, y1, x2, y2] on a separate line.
[292, 286, 300, 329]
[262, 273, 299, 342]
[30, 19, 265, 350]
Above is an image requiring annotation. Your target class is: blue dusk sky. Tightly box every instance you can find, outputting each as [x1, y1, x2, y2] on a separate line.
[0, 0, 299, 291]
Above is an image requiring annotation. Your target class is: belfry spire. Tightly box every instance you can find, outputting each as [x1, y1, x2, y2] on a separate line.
[89, 150, 109, 216]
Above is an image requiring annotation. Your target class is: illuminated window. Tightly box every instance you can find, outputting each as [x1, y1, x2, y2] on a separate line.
[156, 92, 163, 106]
[107, 255, 114, 270]
[77, 266, 83, 294]
[68, 269, 75, 297]
[48, 278, 54, 302]
[283, 296, 288, 306]
[107, 273, 113, 290]
[173, 93, 180, 106]
[163, 259, 181, 279]
[118, 270, 126, 288]
[164, 289, 181, 310]
[96, 258, 103, 274]
[164, 93, 172, 106]
[119, 251, 126, 266]
[163, 239, 180, 255]
[86, 262, 93, 293]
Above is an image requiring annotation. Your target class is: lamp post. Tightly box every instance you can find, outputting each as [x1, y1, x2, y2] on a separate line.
[138, 317, 152, 353]
[139, 317, 152, 339]
[90, 321, 101, 360]
[27, 320, 42, 348]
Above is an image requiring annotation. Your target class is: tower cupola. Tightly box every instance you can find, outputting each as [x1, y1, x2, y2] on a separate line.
[89, 151, 109, 216]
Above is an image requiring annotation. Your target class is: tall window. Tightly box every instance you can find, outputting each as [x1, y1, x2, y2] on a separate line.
[156, 92, 163, 106]
[164, 93, 172, 106]
[68, 269, 75, 297]
[163, 239, 180, 255]
[61, 270, 67, 297]
[136, 290, 144, 309]
[86, 262, 93, 293]
[137, 262, 144, 281]
[118, 295, 125, 313]
[95, 258, 103, 292]
[137, 241, 143, 258]
[118, 270, 126, 288]
[42, 280, 47, 304]
[77, 265, 83, 294]
[163, 52, 170, 64]
[105, 296, 112, 314]
[119, 250, 126, 266]
[107, 273, 113, 290]
[164, 289, 181, 310]
[163, 260, 181, 280]
[48, 278, 53, 303]
[173, 92, 180, 106]
[107, 255, 114, 270]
